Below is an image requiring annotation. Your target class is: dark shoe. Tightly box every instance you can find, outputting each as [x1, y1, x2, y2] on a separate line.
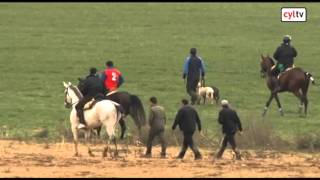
[235, 153, 242, 160]
[214, 153, 222, 160]
[176, 155, 184, 159]
[195, 155, 202, 160]
[142, 153, 151, 158]
[195, 153, 202, 160]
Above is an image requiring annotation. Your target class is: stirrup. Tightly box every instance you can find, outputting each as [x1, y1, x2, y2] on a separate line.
[77, 123, 86, 129]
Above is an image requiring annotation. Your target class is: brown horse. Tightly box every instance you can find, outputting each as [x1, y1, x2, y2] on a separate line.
[260, 54, 315, 116]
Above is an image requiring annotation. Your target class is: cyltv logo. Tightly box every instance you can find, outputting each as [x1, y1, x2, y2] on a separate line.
[281, 8, 307, 22]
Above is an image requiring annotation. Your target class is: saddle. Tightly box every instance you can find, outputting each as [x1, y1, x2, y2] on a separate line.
[106, 90, 118, 96]
[83, 94, 106, 111]
[83, 99, 97, 111]
[271, 65, 295, 79]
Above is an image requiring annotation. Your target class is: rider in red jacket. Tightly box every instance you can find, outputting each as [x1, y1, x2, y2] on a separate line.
[101, 61, 124, 94]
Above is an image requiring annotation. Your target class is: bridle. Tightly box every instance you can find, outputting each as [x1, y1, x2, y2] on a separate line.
[64, 86, 79, 108]
[260, 57, 273, 78]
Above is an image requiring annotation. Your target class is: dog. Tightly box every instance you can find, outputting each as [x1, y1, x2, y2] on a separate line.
[197, 82, 220, 105]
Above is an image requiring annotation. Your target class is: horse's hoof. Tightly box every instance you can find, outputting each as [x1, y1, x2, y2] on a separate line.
[102, 152, 107, 158]
[114, 151, 119, 157]
[88, 152, 95, 157]
[102, 147, 108, 158]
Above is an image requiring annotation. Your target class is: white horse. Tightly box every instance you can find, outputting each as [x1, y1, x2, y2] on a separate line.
[63, 81, 123, 157]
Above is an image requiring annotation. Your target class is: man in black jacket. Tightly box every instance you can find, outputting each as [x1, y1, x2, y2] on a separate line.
[272, 35, 297, 76]
[182, 48, 206, 105]
[215, 99, 242, 160]
[172, 99, 202, 160]
[76, 67, 106, 129]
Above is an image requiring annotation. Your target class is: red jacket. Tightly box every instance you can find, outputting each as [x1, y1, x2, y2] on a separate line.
[104, 68, 122, 91]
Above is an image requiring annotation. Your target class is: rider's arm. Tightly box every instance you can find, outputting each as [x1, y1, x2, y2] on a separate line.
[273, 47, 281, 61]
[293, 47, 297, 57]
[100, 72, 106, 82]
[199, 57, 205, 77]
[118, 75, 124, 87]
[183, 57, 190, 79]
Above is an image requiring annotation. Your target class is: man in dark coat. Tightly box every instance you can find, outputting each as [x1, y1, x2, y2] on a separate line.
[76, 67, 106, 129]
[272, 35, 297, 76]
[172, 99, 202, 160]
[144, 97, 167, 158]
[182, 48, 206, 105]
[215, 99, 242, 160]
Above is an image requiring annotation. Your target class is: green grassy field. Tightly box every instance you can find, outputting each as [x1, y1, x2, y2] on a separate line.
[0, 3, 319, 144]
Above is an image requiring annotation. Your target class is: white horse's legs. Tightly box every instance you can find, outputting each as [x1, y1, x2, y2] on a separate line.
[71, 127, 79, 156]
[84, 130, 94, 157]
[104, 122, 118, 158]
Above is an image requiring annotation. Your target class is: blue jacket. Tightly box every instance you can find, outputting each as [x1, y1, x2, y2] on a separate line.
[183, 56, 205, 80]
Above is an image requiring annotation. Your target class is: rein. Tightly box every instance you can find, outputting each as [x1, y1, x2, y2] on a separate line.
[65, 85, 82, 107]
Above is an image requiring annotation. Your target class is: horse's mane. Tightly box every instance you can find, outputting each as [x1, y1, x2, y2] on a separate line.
[266, 56, 275, 66]
[69, 85, 83, 99]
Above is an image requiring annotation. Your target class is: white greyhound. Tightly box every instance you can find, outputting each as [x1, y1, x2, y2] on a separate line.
[197, 82, 215, 104]
[63, 81, 123, 157]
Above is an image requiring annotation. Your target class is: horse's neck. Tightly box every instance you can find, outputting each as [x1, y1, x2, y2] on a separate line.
[265, 60, 274, 76]
[69, 87, 81, 107]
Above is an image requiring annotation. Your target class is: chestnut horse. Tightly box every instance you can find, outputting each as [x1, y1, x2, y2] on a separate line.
[260, 54, 315, 116]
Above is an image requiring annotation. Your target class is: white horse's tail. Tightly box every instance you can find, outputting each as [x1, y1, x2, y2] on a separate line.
[112, 102, 124, 123]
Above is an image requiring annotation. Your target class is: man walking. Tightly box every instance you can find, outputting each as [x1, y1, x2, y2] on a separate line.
[182, 48, 206, 105]
[215, 99, 242, 160]
[172, 99, 202, 160]
[144, 97, 167, 158]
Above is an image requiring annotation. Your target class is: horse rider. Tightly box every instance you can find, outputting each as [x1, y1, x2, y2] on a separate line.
[183, 48, 206, 105]
[76, 67, 106, 129]
[215, 99, 242, 160]
[172, 99, 202, 160]
[144, 96, 167, 158]
[271, 35, 298, 77]
[101, 60, 124, 94]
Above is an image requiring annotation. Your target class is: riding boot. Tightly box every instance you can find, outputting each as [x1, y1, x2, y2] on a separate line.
[77, 109, 86, 129]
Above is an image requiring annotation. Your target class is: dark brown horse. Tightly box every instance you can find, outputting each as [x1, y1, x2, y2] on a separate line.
[260, 54, 315, 116]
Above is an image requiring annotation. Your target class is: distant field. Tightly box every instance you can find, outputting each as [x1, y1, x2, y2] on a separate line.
[0, 3, 319, 144]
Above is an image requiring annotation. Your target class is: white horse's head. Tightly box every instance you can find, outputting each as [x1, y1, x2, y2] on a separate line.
[63, 81, 82, 108]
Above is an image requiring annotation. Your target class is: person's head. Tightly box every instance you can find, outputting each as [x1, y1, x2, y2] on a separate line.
[282, 35, 292, 45]
[181, 98, 189, 106]
[190, 48, 197, 56]
[221, 99, 229, 108]
[89, 67, 97, 75]
[150, 96, 157, 105]
[106, 60, 114, 68]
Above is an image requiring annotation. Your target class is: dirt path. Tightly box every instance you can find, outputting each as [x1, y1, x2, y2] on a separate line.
[0, 140, 319, 178]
